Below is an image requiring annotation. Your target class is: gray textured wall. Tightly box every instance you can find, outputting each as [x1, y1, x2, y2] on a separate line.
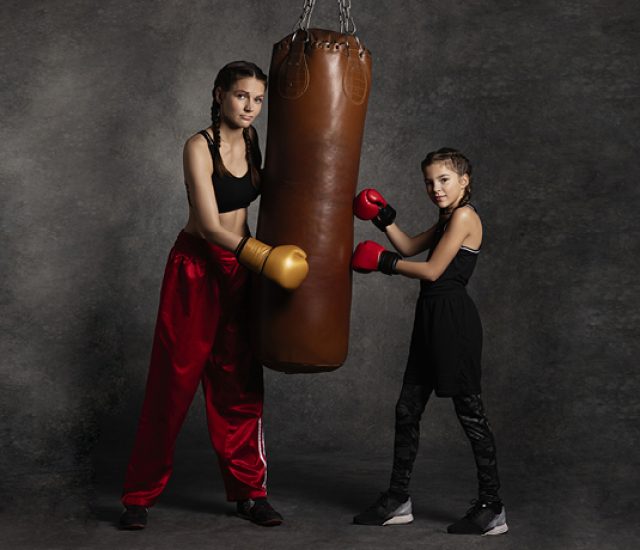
[1, 0, 639, 516]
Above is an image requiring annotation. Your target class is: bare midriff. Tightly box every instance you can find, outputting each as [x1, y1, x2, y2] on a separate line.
[183, 206, 250, 243]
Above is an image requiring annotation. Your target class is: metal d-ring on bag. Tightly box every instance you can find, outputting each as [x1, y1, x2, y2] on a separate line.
[251, 0, 372, 373]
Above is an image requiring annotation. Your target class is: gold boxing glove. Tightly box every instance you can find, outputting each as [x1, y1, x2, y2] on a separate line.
[235, 237, 309, 290]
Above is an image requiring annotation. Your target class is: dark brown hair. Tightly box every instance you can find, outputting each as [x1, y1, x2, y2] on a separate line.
[211, 61, 268, 189]
[421, 147, 473, 212]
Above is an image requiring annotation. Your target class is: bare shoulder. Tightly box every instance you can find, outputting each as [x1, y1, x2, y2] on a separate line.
[183, 132, 212, 163]
[182, 133, 214, 183]
[450, 205, 481, 226]
[184, 131, 209, 151]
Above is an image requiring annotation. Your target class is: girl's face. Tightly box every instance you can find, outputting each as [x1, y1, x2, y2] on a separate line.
[423, 161, 469, 210]
[216, 77, 266, 129]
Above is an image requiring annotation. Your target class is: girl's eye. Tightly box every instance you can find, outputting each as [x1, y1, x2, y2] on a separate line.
[237, 94, 247, 99]
[255, 98, 263, 104]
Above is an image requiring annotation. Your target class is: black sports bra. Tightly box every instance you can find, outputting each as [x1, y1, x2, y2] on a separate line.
[195, 130, 260, 213]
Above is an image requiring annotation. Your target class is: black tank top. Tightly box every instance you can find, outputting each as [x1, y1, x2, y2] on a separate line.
[420, 204, 481, 296]
[196, 130, 260, 213]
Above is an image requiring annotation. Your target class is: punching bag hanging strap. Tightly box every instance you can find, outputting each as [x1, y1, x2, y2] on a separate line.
[278, 32, 309, 99]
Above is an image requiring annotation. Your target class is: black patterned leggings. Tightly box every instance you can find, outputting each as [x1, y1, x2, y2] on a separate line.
[389, 383, 501, 502]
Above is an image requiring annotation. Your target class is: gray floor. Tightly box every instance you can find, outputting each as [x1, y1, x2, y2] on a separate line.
[3, 447, 636, 550]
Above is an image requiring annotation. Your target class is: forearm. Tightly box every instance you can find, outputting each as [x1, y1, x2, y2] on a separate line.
[395, 259, 438, 281]
[198, 224, 244, 252]
[384, 224, 413, 256]
[385, 224, 434, 257]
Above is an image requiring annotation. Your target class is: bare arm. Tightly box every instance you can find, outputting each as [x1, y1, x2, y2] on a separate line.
[385, 222, 439, 257]
[183, 135, 243, 251]
[395, 208, 475, 281]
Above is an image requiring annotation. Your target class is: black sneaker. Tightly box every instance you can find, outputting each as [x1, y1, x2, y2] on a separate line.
[119, 505, 148, 530]
[236, 498, 283, 527]
[447, 500, 508, 535]
[353, 492, 414, 526]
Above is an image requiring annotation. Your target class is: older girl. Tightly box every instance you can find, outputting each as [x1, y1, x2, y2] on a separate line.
[120, 61, 307, 530]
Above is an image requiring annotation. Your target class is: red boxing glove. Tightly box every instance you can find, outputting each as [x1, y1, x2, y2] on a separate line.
[353, 189, 397, 230]
[351, 240, 400, 275]
[354, 189, 387, 220]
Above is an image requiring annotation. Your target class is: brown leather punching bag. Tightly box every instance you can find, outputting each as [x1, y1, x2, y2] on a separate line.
[252, 3, 372, 373]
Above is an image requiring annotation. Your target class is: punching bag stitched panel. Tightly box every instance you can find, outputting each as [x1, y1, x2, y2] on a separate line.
[252, 28, 372, 373]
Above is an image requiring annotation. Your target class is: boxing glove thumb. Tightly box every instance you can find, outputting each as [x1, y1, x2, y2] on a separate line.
[263, 245, 309, 290]
[236, 237, 309, 290]
[353, 188, 388, 220]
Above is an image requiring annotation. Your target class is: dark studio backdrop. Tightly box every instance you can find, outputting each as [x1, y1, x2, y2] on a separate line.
[1, 0, 639, 546]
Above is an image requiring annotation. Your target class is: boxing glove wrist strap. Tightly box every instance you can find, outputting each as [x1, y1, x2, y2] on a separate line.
[234, 236, 250, 257]
[236, 237, 273, 274]
[379, 251, 400, 275]
[373, 204, 397, 231]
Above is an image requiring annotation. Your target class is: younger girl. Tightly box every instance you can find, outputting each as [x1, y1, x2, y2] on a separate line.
[351, 148, 507, 536]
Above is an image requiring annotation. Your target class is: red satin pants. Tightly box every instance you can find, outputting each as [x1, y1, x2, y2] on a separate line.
[122, 231, 267, 506]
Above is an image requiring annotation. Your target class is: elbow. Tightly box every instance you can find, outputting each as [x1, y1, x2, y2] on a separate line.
[422, 266, 442, 282]
[198, 222, 224, 243]
[393, 243, 412, 257]
[194, 211, 222, 237]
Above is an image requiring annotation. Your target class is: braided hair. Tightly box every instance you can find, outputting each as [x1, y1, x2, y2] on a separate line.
[421, 147, 473, 217]
[210, 61, 267, 189]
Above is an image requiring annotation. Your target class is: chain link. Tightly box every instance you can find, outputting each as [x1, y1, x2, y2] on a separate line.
[294, 0, 316, 32]
[294, 0, 357, 35]
[338, 0, 357, 34]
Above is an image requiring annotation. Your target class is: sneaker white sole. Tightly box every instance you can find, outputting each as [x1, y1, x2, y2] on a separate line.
[483, 523, 508, 536]
[382, 513, 414, 526]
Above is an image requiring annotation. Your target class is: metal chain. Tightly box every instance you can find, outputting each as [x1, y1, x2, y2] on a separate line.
[294, 0, 316, 31]
[293, 0, 357, 35]
[338, 0, 357, 35]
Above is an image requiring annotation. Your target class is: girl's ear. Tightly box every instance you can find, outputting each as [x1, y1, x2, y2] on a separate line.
[214, 86, 223, 105]
[460, 173, 470, 188]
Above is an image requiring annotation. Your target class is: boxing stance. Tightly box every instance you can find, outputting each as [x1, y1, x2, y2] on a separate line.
[351, 148, 507, 536]
[119, 61, 308, 530]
